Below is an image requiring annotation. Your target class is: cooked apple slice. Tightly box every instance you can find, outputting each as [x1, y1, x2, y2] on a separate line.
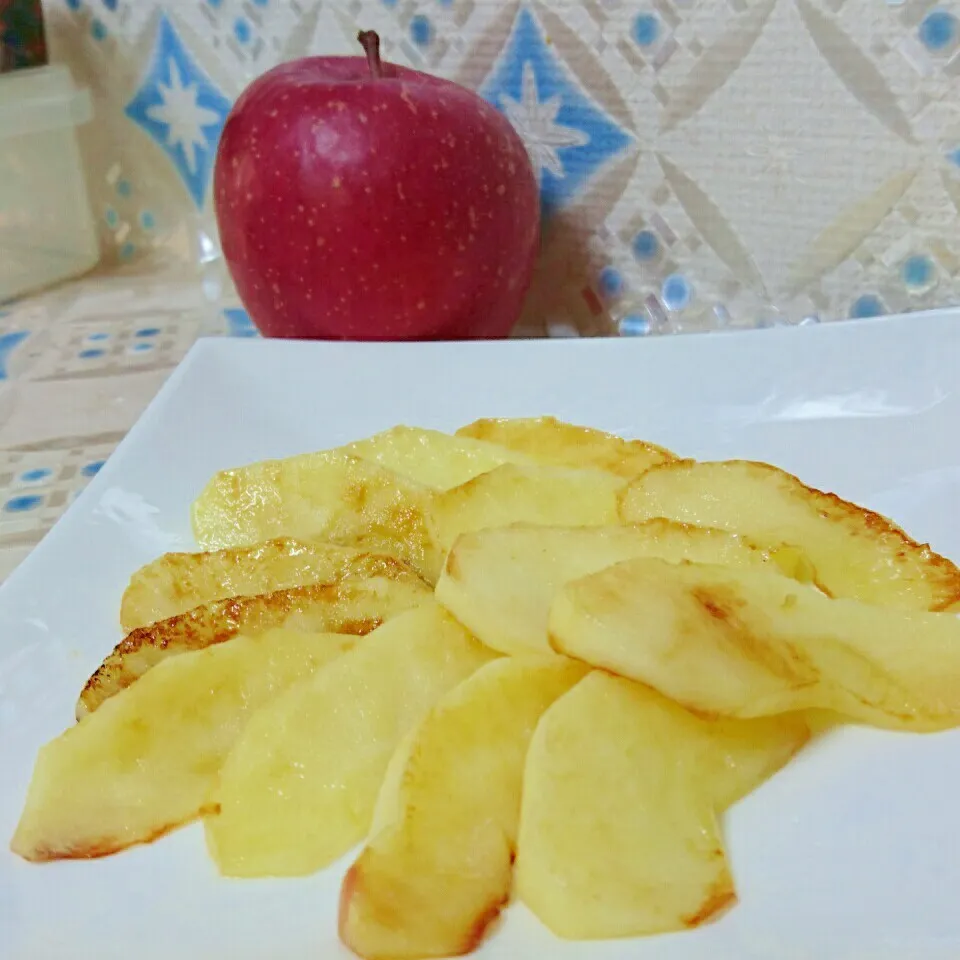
[430, 463, 624, 554]
[551, 557, 960, 731]
[341, 425, 534, 489]
[515, 672, 807, 939]
[435, 520, 814, 656]
[338, 656, 585, 960]
[417, 464, 628, 582]
[79, 571, 431, 718]
[456, 416, 676, 478]
[191, 451, 440, 577]
[11, 628, 355, 862]
[619, 458, 960, 611]
[205, 603, 495, 878]
[121, 537, 419, 631]
[193, 449, 630, 585]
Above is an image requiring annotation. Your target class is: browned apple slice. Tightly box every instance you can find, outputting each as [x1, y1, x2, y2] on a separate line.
[79, 570, 431, 717]
[619, 458, 960, 611]
[551, 557, 960, 731]
[456, 416, 676, 478]
[338, 656, 585, 959]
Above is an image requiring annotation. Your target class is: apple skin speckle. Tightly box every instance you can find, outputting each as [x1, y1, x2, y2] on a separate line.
[214, 54, 540, 341]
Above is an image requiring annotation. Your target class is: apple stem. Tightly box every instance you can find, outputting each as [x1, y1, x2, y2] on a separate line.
[357, 31, 383, 79]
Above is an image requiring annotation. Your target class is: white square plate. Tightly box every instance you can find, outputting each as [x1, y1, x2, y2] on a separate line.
[3, 313, 960, 960]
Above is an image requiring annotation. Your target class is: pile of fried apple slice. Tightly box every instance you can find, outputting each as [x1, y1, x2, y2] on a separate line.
[11, 418, 960, 959]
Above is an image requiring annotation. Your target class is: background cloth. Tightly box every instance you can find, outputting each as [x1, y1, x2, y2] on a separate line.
[3, 0, 960, 579]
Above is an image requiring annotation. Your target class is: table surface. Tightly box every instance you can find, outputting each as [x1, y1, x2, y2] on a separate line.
[0, 267, 256, 581]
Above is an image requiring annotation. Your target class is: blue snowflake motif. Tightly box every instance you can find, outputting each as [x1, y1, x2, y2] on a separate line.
[480, 7, 633, 214]
[125, 14, 232, 207]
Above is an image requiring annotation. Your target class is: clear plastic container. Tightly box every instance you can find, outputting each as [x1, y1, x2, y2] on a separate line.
[0, 64, 98, 301]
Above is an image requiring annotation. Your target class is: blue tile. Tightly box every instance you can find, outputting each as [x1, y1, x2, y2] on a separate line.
[81, 460, 106, 477]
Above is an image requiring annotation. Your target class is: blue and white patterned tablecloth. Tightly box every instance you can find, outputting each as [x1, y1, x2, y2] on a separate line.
[0, 268, 256, 580]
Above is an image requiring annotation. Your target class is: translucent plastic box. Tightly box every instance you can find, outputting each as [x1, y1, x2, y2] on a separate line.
[0, 65, 99, 302]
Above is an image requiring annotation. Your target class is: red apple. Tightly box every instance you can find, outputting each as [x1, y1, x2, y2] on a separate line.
[214, 32, 540, 340]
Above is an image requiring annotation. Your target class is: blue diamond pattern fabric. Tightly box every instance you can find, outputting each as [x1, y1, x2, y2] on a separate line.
[480, 7, 633, 215]
[124, 14, 232, 208]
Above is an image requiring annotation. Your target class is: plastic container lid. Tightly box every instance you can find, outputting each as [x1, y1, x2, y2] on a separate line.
[0, 64, 91, 139]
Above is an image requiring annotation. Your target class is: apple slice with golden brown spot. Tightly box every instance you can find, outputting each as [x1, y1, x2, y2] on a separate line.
[551, 557, 960, 731]
[80, 569, 431, 718]
[120, 536, 418, 632]
[456, 416, 676, 479]
[338, 656, 585, 960]
[434, 520, 813, 657]
[619, 458, 960, 611]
